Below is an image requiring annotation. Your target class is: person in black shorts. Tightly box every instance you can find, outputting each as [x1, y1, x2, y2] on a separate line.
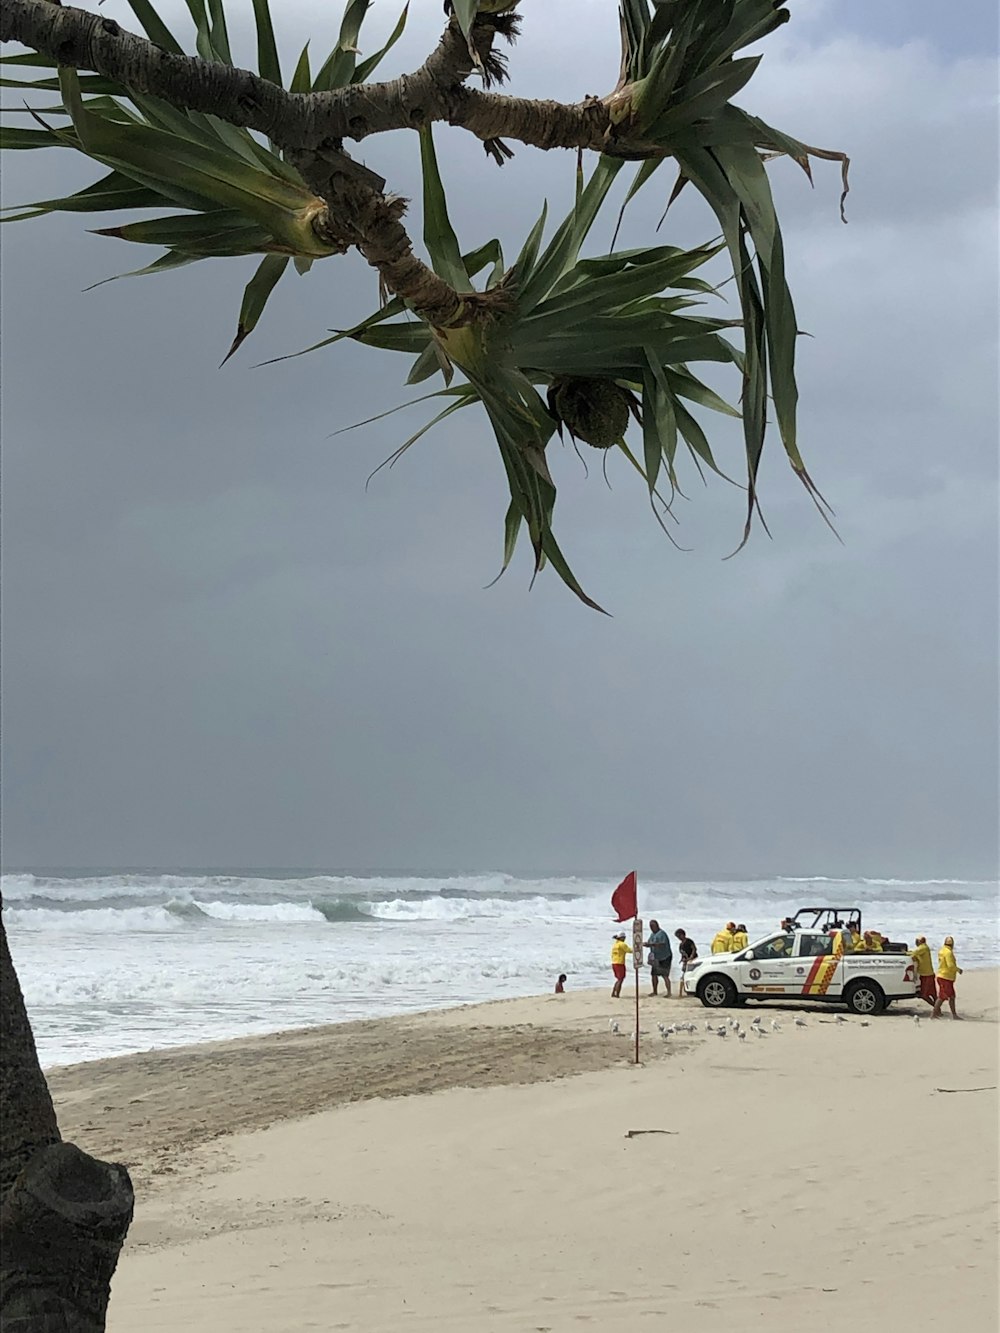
[674, 929, 697, 996]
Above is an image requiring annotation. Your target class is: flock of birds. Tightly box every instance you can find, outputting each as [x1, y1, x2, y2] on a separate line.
[606, 1011, 882, 1042]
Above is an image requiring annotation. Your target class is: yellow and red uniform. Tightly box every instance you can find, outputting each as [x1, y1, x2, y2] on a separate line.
[611, 938, 631, 980]
[936, 944, 961, 999]
[911, 942, 935, 1000]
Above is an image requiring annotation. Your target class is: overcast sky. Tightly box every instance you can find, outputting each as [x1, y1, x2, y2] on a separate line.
[1, 1, 997, 879]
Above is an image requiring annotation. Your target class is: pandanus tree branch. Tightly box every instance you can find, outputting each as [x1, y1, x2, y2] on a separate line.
[0, 0, 851, 600]
[0, 0, 625, 154]
[0, 0, 628, 321]
[288, 144, 491, 327]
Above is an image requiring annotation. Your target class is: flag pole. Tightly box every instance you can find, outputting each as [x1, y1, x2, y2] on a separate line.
[610, 871, 641, 1064]
[634, 945, 640, 1064]
[631, 880, 642, 1065]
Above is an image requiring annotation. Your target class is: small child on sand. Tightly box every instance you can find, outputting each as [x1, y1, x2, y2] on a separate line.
[554, 974, 567, 994]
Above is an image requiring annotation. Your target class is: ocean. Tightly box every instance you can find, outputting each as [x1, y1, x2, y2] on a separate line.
[3, 871, 996, 1068]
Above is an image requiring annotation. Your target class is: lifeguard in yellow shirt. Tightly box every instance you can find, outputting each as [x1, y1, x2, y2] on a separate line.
[931, 936, 963, 1020]
[731, 924, 749, 952]
[910, 936, 935, 1005]
[711, 922, 736, 954]
[610, 933, 632, 999]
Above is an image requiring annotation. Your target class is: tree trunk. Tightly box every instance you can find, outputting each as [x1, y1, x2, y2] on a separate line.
[1, 914, 134, 1330]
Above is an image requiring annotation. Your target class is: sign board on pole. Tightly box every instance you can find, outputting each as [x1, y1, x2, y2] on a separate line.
[633, 917, 644, 968]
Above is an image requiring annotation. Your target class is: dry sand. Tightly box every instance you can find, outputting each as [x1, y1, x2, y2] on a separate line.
[49, 972, 999, 1332]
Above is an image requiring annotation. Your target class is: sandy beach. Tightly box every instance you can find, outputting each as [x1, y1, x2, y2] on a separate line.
[48, 971, 999, 1332]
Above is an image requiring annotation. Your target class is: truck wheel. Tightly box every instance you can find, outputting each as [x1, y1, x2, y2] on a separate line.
[844, 979, 885, 1016]
[699, 975, 738, 1009]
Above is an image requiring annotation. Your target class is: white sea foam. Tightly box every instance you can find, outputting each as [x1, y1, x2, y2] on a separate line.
[365, 894, 592, 922]
[4, 905, 184, 932]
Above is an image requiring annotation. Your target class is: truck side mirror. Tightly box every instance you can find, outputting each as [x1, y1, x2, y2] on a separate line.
[744, 950, 755, 961]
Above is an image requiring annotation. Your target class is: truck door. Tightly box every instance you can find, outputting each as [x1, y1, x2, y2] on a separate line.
[741, 933, 797, 996]
[795, 932, 843, 998]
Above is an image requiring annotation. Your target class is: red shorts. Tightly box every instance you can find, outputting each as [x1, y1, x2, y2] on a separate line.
[919, 974, 936, 1000]
[936, 977, 956, 1000]
[612, 963, 627, 981]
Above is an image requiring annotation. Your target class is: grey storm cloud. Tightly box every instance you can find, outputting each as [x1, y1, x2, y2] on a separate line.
[0, 1, 996, 878]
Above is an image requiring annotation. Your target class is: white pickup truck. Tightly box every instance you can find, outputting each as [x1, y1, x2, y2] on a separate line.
[685, 929, 919, 1015]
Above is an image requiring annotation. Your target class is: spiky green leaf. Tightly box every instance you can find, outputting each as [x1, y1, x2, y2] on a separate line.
[354, 5, 409, 84]
[123, 0, 184, 55]
[224, 254, 289, 362]
[290, 43, 312, 93]
[517, 157, 624, 313]
[250, 0, 282, 85]
[313, 0, 369, 91]
[418, 125, 473, 292]
[88, 248, 202, 287]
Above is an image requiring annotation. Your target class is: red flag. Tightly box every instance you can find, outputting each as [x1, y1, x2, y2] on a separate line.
[611, 871, 637, 922]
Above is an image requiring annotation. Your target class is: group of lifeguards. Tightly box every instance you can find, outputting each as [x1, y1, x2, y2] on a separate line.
[708, 919, 889, 956]
[704, 919, 965, 1019]
[709, 922, 748, 954]
[910, 935, 964, 1019]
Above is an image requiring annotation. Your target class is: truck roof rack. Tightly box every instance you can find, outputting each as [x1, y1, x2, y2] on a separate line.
[790, 907, 863, 931]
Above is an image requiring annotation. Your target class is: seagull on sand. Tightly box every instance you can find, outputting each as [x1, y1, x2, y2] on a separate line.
[610, 1019, 620, 1035]
[836, 1015, 848, 1025]
[705, 1020, 714, 1032]
[737, 1030, 747, 1043]
[751, 1016, 762, 1028]
[913, 1015, 922, 1026]
[656, 1022, 666, 1034]
[770, 1019, 781, 1032]
[860, 1020, 870, 1028]
[754, 1026, 767, 1038]
[716, 1026, 728, 1038]
[794, 1016, 808, 1028]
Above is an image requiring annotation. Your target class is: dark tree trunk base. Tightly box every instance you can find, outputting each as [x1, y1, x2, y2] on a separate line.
[0, 1141, 134, 1332]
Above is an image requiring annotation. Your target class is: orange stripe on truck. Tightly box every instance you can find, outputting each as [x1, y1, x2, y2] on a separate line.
[801, 953, 840, 996]
[801, 954, 826, 994]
